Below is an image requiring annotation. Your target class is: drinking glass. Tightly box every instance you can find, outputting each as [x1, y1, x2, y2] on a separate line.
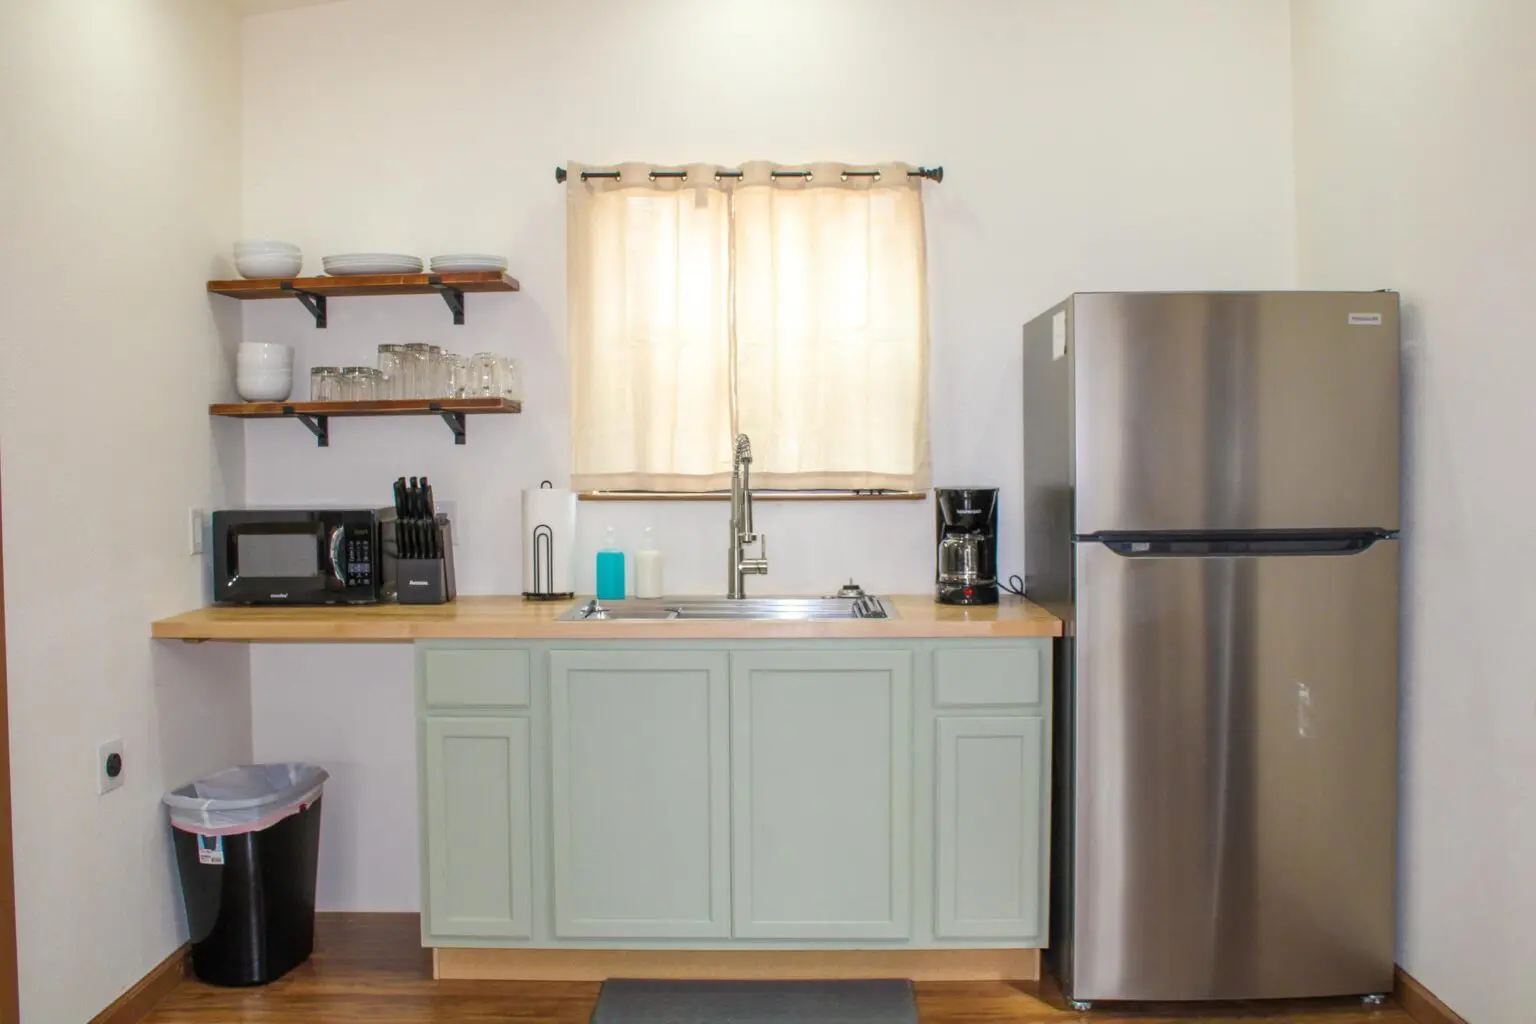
[445, 354, 471, 399]
[498, 356, 522, 401]
[427, 345, 445, 397]
[377, 344, 406, 399]
[470, 352, 502, 397]
[340, 366, 377, 401]
[310, 366, 343, 402]
[403, 343, 435, 399]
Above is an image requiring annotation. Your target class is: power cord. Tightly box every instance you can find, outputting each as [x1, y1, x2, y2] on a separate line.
[1001, 573, 1025, 597]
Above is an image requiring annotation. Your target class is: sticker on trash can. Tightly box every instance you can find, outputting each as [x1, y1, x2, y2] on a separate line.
[197, 835, 225, 866]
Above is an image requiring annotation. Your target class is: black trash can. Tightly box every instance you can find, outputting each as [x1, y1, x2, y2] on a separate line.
[165, 764, 328, 986]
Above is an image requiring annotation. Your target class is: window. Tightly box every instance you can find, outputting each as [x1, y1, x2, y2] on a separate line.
[567, 161, 930, 493]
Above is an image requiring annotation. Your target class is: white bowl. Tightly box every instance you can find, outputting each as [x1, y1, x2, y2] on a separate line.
[235, 239, 300, 252]
[236, 253, 303, 279]
[237, 370, 293, 385]
[237, 342, 294, 370]
[237, 340, 292, 355]
[234, 247, 300, 259]
[236, 371, 293, 402]
[236, 365, 293, 380]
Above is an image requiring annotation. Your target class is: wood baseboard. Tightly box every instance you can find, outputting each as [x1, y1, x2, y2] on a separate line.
[87, 943, 189, 1024]
[1394, 966, 1469, 1024]
[433, 946, 1039, 982]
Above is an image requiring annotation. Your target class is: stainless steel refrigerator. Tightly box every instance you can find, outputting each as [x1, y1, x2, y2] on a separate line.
[1023, 292, 1400, 1007]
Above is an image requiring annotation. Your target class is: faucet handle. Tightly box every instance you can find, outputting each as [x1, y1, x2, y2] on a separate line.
[744, 533, 768, 574]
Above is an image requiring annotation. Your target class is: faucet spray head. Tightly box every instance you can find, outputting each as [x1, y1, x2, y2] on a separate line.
[734, 433, 753, 464]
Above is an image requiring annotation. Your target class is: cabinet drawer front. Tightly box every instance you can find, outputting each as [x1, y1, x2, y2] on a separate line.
[934, 645, 1044, 707]
[423, 648, 531, 708]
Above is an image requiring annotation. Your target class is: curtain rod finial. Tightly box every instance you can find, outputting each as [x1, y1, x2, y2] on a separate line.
[555, 167, 568, 183]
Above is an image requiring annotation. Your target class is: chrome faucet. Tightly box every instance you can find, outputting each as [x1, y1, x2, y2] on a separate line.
[728, 433, 767, 598]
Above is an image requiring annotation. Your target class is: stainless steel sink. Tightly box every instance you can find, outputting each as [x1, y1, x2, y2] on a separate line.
[558, 596, 898, 621]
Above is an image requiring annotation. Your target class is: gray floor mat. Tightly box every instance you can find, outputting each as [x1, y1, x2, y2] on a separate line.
[590, 979, 919, 1024]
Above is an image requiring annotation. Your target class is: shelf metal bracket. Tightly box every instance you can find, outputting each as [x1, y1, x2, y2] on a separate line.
[282, 406, 330, 447]
[280, 281, 328, 328]
[430, 403, 467, 445]
[429, 276, 466, 325]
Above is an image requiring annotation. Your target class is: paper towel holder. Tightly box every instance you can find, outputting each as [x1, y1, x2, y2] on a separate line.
[523, 481, 575, 601]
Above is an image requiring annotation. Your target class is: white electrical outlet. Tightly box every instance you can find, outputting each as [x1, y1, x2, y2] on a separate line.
[189, 508, 205, 555]
[435, 500, 459, 545]
[98, 739, 125, 795]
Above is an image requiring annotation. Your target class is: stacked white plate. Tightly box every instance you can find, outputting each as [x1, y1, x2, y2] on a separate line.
[321, 253, 424, 276]
[430, 254, 509, 273]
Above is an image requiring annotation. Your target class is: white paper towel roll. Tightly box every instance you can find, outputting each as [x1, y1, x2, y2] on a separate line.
[521, 484, 576, 597]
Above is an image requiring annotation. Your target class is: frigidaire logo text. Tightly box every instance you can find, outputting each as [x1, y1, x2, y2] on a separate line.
[269, 593, 288, 599]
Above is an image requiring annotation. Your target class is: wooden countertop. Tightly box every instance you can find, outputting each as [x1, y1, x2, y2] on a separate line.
[150, 595, 1062, 642]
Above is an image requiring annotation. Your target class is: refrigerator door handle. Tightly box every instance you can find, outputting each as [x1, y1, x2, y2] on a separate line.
[1085, 529, 1395, 558]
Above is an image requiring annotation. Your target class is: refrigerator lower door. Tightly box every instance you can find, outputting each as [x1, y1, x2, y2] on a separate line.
[1065, 537, 1398, 1003]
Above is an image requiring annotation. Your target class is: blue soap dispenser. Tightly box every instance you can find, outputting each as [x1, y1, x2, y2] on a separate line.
[595, 526, 626, 600]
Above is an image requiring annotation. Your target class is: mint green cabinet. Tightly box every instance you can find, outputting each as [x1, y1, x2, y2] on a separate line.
[549, 650, 731, 939]
[729, 650, 913, 939]
[417, 636, 1053, 950]
[422, 716, 533, 939]
[934, 715, 1046, 940]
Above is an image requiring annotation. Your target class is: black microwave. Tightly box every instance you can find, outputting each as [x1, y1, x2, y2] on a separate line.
[212, 508, 390, 605]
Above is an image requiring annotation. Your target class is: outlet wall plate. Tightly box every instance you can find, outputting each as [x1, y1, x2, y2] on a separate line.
[98, 739, 124, 795]
[189, 507, 205, 555]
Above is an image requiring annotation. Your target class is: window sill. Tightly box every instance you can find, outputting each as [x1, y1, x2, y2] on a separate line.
[578, 491, 926, 502]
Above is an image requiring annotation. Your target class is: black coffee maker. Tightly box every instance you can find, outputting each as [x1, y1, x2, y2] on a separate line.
[934, 487, 999, 605]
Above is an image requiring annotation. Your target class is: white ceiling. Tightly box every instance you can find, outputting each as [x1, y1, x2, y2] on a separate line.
[236, 0, 345, 16]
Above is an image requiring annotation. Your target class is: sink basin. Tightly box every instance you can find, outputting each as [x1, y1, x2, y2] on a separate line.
[557, 596, 898, 621]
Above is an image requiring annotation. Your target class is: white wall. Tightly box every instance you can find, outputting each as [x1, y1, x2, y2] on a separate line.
[240, 0, 1299, 910]
[0, 2, 252, 1020]
[1291, 3, 1536, 1021]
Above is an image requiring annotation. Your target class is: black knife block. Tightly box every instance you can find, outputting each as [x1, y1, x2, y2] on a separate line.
[396, 558, 452, 604]
[388, 516, 457, 604]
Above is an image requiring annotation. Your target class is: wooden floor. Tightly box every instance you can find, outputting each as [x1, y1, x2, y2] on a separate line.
[144, 914, 1418, 1024]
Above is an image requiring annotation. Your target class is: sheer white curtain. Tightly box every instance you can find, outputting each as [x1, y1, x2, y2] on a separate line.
[567, 160, 929, 491]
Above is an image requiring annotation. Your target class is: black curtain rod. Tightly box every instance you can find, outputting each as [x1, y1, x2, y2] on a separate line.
[555, 166, 943, 184]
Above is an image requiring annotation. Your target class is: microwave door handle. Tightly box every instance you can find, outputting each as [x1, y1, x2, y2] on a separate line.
[327, 526, 346, 584]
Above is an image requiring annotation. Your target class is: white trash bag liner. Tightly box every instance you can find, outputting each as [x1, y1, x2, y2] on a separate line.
[165, 763, 328, 837]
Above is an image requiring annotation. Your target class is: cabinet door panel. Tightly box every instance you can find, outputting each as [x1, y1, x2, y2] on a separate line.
[935, 716, 1045, 940]
[731, 650, 912, 939]
[423, 717, 532, 939]
[550, 650, 730, 938]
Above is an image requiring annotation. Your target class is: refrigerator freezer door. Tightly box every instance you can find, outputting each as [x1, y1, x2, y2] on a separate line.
[1066, 538, 1399, 1002]
[1073, 292, 1400, 533]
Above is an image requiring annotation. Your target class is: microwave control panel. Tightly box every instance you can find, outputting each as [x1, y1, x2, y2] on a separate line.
[344, 522, 375, 587]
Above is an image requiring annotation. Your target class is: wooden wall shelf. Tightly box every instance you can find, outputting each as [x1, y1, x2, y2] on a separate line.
[207, 271, 519, 327]
[210, 397, 521, 447]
